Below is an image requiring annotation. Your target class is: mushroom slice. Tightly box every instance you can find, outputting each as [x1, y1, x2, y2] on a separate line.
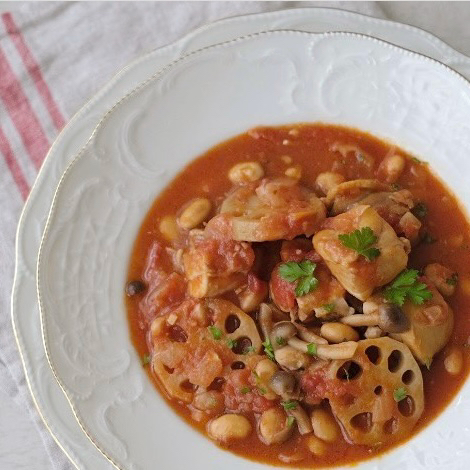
[328, 337, 424, 446]
[313, 205, 408, 301]
[390, 282, 454, 366]
[218, 177, 326, 241]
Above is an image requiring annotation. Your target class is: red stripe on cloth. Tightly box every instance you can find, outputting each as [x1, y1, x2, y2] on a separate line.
[0, 126, 30, 200]
[0, 45, 50, 170]
[2, 12, 66, 131]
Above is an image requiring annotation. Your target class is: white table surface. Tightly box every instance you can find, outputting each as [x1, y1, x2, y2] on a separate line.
[2, 2, 470, 470]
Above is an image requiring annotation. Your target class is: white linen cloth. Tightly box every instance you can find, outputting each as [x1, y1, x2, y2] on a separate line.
[1, 2, 470, 469]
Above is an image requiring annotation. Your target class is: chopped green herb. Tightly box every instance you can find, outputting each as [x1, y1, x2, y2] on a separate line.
[141, 354, 151, 366]
[411, 157, 427, 164]
[422, 233, 437, 244]
[243, 345, 255, 354]
[276, 336, 287, 346]
[258, 387, 267, 395]
[393, 387, 407, 402]
[279, 260, 319, 297]
[281, 400, 298, 411]
[208, 325, 223, 340]
[322, 303, 335, 313]
[446, 273, 458, 286]
[240, 386, 251, 394]
[338, 227, 381, 261]
[307, 343, 318, 356]
[252, 371, 260, 381]
[287, 416, 296, 427]
[226, 338, 237, 349]
[411, 202, 428, 220]
[384, 269, 432, 306]
[262, 339, 275, 361]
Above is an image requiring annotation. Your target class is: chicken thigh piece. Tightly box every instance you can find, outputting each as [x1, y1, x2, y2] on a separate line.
[216, 177, 326, 242]
[313, 206, 408, 301]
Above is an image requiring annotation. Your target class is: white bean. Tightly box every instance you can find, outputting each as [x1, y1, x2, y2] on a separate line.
[178, 198, 212, 230]
[208, 414, 252, 441]
[306, 434, 327, 456]
[254, 359, 279, 400]
[259, 407, 293, 445]
[228, 161, 264, 184]
[320, 323, 359, 343]
[159, 215, 179, 241]
[444, 348, 463, 375]
[311, 409, 339, 443]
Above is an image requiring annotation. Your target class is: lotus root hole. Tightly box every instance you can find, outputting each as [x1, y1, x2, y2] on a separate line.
[387, 350, 403, 372]
[232, 336, 252, 355]
[374, 385, 383, 396]
[231, 361, 245, 370]
[402, 370, 414, 385]
[163, 365, 174, 374]
[383, 417, 398, 434]
[169, 324, 188, 343]
[336, 361, 362, 381]
[350, 412, 373, 433]
[398, 396, 415, 417]
[208, 377, 225, 391]
[225, 314, 241, 333]
[180, 380, 197, 392]
[365, 345, 381, 365]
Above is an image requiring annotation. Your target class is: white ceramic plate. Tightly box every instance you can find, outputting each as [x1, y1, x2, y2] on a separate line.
[37, 30, 470, 470]
[13, 8, 470, 470]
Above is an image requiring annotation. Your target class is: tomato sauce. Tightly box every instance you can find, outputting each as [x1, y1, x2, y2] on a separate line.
[126, 124, 470, 467]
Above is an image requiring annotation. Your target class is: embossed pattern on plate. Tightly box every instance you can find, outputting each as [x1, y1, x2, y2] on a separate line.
[37, 31, 470, 470]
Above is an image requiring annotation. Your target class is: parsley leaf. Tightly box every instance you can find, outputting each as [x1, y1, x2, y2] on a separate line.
[240, 386, 251, 394]
[262, 339, 275, 361]
[446, 273, 458, 286]
[276, 336, 287, 346]
[141, 354, 151, 366]
[384, 269, 432, 306]
[258, 387, 267, 395]
[338, 227, 381, 261]
[282, 400, 298, 410]
[322, 303, 335, 313]
[226, 338, 237, 349]
[279, 260, 319, 297]
[393, 387, 407, 402]
[287, 416, 296, 427]
[243, 345, 255, 354]
[411, 202, 428, 220]
[307, 343, 317, 356]
[208, 326, 223, 340]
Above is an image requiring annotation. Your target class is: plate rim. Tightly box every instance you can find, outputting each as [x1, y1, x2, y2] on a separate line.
[36, 28, 470, 470]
